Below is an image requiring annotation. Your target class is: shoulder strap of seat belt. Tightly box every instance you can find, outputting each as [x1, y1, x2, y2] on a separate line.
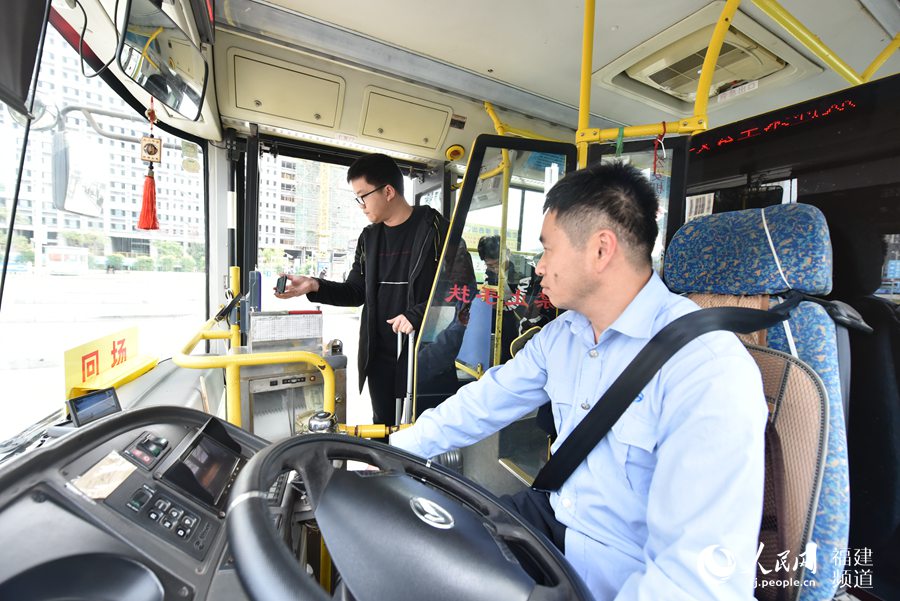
[531, 292, 803, 493]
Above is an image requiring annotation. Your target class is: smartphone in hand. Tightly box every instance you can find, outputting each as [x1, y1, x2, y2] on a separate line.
[276, 275, 288, 294]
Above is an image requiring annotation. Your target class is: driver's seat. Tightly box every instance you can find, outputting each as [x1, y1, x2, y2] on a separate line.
[665, 203, 848, 601]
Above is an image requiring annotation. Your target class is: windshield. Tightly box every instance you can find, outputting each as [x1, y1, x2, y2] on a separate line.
[0, 23, 207, 444]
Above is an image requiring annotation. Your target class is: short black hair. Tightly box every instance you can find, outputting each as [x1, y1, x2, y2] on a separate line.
[477, 235, 501, 261]
[346, 153, 404, 196]
[543, 162, 658, 264]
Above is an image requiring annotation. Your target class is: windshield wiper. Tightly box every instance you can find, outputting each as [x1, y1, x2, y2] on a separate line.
[0, 411, 65, 466]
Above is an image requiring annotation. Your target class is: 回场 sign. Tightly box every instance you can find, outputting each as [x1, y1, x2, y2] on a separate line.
[63, 327, 153, 400]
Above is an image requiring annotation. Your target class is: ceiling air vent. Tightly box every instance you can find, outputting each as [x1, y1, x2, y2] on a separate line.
[594, 1, 821, 115]
[626, 25, 787, 102]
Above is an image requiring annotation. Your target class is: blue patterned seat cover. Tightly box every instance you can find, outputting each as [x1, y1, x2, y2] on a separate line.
[665, 203, 831, 295]
[664, 204, 848, 601]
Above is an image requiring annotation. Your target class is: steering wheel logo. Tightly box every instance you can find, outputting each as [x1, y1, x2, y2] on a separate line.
[410, 497, 455, 529]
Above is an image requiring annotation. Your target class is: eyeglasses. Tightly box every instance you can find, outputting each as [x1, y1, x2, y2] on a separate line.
[353, 184, 387, 206]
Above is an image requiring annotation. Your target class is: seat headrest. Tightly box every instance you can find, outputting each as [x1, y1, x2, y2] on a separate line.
[664, 204, 832, 295]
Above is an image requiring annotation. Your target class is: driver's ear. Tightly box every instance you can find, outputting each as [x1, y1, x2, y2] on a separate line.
[592, 229, 617, 272]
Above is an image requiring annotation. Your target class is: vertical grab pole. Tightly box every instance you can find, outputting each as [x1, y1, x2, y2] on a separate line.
[225, 265, 242, 427]
[576, 0, 596, 169]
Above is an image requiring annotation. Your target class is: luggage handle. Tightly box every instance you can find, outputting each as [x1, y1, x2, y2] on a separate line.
[395, 330, 416, 426]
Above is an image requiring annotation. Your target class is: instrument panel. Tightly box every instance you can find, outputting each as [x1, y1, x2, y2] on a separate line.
[0, 406, 293, 601]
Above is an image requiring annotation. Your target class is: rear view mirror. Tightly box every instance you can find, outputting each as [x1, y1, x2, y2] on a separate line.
[117, 0, 208, 121]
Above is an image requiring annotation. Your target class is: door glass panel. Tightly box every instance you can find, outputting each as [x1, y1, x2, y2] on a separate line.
[598, 150, 672, 272]
[414, 137, 575, 490]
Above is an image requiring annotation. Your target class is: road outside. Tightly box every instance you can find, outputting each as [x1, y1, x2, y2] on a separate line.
[0, 270, 373, 442]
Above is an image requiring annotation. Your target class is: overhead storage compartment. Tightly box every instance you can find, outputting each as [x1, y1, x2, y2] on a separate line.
[360, 88, 451, 149]
[229, 49, 345, 128]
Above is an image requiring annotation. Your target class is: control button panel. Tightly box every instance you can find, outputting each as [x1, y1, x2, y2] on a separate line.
[142, 493, 205, 550]
[123, 432, 170, 470]
[108, 481, 218, 562]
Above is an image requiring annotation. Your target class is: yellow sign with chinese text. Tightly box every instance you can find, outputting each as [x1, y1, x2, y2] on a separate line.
[63, 327, 157, 400]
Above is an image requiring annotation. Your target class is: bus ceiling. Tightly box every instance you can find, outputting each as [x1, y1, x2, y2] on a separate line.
[25, 0, 900, 164]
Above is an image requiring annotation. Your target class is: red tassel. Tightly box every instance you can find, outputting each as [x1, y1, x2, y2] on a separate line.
[138, 164, 159, 230]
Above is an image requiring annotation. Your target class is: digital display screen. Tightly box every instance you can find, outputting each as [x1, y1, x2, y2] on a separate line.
[68, 388, 121, 426]
[181, 436, 240, 503]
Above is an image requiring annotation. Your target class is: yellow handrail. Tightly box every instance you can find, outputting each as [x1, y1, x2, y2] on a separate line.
[454, 360, 484, 380]
[482, 101, 562, 142]
[861, 34, 900, 82]
[753, 0, 898, 85]
[753, 0, 861, 84]
[575, 0, 738, 153]
[574, 0, 897, 154]
[173, 318, 336, 428]
[338, 423, 410, 438]
[693, 0, 742, 117]
[480, 102, 512, 179]
[577, 0, 596, 167]
[174, 266, 335, 428]
[579, 116, 708, 144]
[136, 26, 163, 74]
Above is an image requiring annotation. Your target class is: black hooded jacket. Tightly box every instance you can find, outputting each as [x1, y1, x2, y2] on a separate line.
[307, 205, 448, 391]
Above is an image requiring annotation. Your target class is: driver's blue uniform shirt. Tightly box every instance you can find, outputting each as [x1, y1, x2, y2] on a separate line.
[391, 273, 767, 601]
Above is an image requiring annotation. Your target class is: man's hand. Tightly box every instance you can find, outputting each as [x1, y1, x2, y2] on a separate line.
[274, 274, 320, 299]
[387, 314, 414, 334]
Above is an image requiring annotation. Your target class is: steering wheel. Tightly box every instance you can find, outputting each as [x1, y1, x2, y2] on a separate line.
[226, 434, 590, 601]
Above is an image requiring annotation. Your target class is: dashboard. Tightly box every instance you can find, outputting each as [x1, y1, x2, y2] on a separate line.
[0, 406, 303, 601]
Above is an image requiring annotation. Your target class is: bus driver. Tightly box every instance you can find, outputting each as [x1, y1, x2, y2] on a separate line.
[391, 162, 768, 601]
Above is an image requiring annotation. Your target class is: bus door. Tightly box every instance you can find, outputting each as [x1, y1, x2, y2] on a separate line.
[250, 136, 435, 427]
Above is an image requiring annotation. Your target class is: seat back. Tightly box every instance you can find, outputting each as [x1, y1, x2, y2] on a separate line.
[748, 344, 828, 601]
[665, 203, 848, 601]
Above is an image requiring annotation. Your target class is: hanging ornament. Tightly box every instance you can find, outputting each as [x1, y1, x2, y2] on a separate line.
[652, 122, 667, 177]
[138, 99, 162, 230]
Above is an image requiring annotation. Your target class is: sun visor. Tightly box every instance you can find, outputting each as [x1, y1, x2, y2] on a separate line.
[0, 0, 48, 115]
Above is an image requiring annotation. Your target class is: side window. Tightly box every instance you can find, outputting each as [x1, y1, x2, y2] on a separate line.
[0, 26, 207, 441]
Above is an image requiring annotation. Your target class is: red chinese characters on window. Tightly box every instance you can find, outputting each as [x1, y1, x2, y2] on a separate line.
[110, 338, 127, 367]
[444, 284, 472, 303]
[81, 350, 100, 382]
[504, 289, 528, 309]
[478, 286, 499, 305]
[445, 282, 555, 311]
[534, 292, 554, 310]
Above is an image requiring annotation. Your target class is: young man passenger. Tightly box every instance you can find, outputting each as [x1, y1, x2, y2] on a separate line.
[391, 162, 767, 600]
[275, 153, 448, 427]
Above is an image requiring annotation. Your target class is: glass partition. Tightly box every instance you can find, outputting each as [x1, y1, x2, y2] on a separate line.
[411, 135, 576, 487]
[413, 135, 576, 415]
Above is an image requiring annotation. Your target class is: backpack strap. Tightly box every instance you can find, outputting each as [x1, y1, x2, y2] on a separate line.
[531, 291, 803, 493]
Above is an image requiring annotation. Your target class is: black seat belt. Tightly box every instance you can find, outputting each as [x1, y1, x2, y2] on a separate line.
[531, 292, 804, 493]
